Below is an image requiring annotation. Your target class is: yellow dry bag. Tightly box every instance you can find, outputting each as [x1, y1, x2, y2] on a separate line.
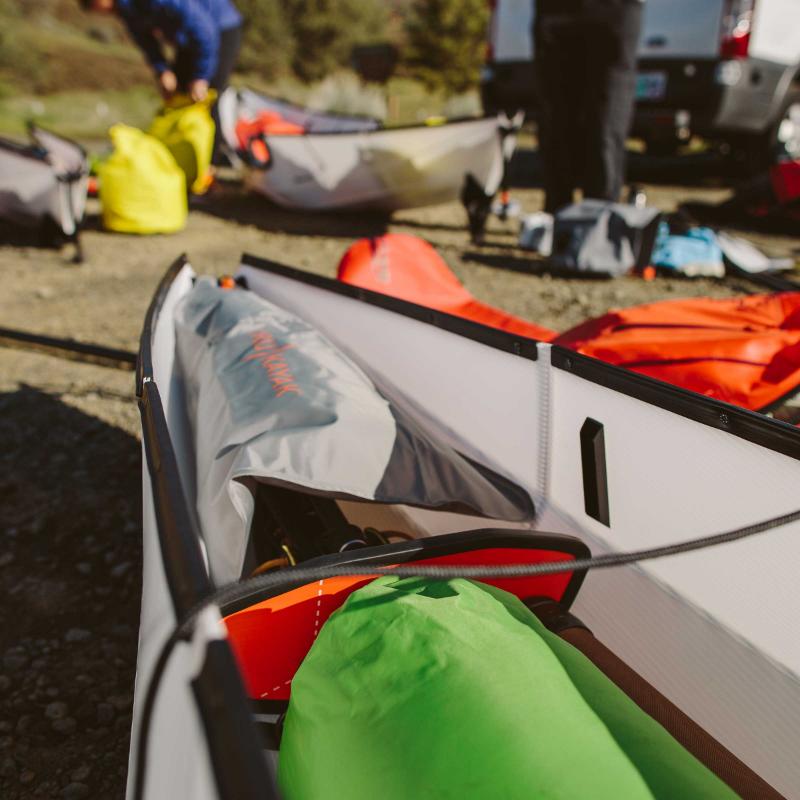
[99, 124, 187, 234]
[148, 93, 216, 194]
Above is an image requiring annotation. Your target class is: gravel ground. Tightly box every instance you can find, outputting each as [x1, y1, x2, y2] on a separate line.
[0, 150, 798, 798]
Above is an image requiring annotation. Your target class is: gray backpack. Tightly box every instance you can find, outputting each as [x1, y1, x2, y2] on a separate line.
[551, 200, 662, 277]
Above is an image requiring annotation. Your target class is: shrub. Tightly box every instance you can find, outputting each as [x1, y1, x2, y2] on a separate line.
[404, 0, 489, 94]
[237, 0, 295, 80]
[306, 71, 387, 119]
[283, 0, 390, 83]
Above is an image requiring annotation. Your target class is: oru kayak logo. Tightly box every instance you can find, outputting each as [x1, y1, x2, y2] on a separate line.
[244, 330, 302, 398]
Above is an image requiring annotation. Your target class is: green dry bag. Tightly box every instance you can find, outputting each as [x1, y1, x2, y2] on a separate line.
[279, 577, 738, 800]
[99, 124, 187, 234]
[148, 93, 216, 195]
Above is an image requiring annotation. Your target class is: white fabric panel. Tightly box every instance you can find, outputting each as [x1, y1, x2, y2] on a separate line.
[244, 118, 504, 212]
[52, 182, 80, 238]
[126, 459, 218, 800]
[547, 357, 800, 797]
[0, 149, 59, 225]
[237, 263, 546, 508]
[131, 264, 220, 799]
[217, 87, 381, 167]
[151, 265, 200, 514]
[216, 88, 240, 159]
[232, 88, 381, 134]
[31, 128, 86, 176]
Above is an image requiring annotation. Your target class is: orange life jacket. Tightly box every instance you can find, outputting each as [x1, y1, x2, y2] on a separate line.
[235, 111, 305, 166]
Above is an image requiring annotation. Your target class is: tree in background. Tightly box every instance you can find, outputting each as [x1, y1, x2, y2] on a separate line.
[404, 0, 489, 94]
[236, 0, 295, 80]
[282, 0, 389, 83]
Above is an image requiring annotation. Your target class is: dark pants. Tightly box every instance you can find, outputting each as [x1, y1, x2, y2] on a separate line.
[174, 24, 243, 162]
[534, 0, 642, 213]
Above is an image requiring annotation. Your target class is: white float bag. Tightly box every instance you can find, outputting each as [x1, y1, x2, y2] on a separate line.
[174, 278, 534, 582]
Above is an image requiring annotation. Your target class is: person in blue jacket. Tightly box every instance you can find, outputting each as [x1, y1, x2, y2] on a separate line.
[81, 0, 242, 157]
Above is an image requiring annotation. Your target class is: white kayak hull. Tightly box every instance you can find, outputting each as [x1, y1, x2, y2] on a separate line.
[131, 255, 800, 799]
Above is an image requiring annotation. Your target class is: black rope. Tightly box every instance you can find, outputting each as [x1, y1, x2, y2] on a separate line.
[132, 629, 191, 800]
[133, 505, 800, 799]
[195, 504, 800, 620]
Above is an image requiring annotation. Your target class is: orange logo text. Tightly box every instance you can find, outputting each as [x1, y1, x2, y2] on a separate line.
[244, 331, 302, 398]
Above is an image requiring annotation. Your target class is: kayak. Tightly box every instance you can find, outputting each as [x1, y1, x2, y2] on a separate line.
[0, 125, 88, 254]
[217, 87, 516, 216]
[131, 253, 800, 799]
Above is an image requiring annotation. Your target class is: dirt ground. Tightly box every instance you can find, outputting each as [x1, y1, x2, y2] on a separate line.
[0, 150, 798, 798]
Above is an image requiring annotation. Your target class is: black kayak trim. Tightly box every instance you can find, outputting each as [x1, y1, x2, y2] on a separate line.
[136, 255, 277, 800]
[240, 252, 800, 463]
[136, 255, 800, 800]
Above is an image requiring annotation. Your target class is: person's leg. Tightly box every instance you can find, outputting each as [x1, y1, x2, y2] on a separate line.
[210, 25, 242, 93]
[581, 0, 642, 202]
[534, 5, 583, 213]
[210, 25, 243, 163]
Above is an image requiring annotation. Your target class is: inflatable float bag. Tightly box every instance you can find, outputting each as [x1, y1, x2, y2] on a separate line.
[99, 125, 187, 234]
[279, 577, 736, 800]
[148, 93, 216, 194]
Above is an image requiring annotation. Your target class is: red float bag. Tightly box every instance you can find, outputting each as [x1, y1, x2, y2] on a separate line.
[554, 293, 800, 410]
[337, 234, 557, 342]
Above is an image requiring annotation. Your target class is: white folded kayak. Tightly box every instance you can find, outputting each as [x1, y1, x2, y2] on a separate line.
[131, 254, 800, 799]
[217, 86, 381, 147]
[218, 87, 515, 215]
[0, 126, 88, 251]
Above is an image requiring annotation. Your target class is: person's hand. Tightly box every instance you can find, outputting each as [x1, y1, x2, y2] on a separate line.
[189, 79, 209, 103]
[158, 70, 177, 99]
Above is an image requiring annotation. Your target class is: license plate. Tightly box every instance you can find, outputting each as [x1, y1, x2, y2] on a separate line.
[636, 71, 668, 101]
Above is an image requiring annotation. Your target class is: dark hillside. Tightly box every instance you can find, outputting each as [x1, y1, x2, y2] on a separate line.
[0, 0, 149, 94]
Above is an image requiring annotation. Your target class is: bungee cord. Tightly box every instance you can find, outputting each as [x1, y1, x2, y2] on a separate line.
[134, 504, 800, 800]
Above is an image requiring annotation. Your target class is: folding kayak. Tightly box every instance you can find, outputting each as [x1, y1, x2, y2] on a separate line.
[0, 125, 88, 258]
[132, 253, 800, 799]
[217, 87, 517, 222]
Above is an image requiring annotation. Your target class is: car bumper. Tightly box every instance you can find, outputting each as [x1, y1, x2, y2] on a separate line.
[634, 57, 787, 138]
[482, 57, 788, 138]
